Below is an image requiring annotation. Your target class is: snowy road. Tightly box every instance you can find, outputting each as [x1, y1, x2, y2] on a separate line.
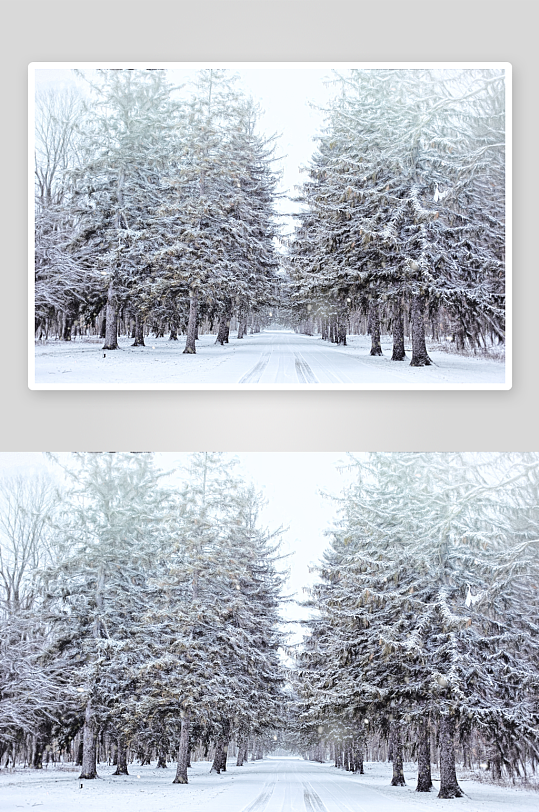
[0, 758, 535, 812]
[33, 330, 507, 388]
[237, 332, 395, 385]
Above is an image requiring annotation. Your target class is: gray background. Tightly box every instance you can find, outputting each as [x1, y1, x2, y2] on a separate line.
[5, 0, 535, 451]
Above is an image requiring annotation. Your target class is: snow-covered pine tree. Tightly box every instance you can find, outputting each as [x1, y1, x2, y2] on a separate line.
[212, 98, 282, 344]
[369, 454, 538, 794]
[67, 70, 180, 350]
[128, 453, 286, 784]
[296, 453, 539, 797]
[295, 455, 425, 788]
[217, 480, 286, 763]
[150, 72, 281, 353]
[0, 474, 71, 758]
[288, 68, 506, 363]
[372, 452, 539, 794]
[287, 134, 356, 347]
[41, 452, 172, 780]
[444, 453, 539, 780]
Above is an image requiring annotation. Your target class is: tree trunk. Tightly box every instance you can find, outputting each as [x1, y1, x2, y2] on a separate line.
[390, 720, 406, 786]
[215, 316, 229, 346]
[102, 280, 119, 350]
[63, 316, 73, 341]
[157, 745, 167, 768]
[369, 300, 383, 355]
[491, 754, 502, 780]
[76, 740, 84, 767]
[343, 740, 351, 771]
[112, 736, 129, 775]
[410, 294, 432, 366]
[99, 315, 107, 339]
[211, 737, 228, 773]
[131, 313, 145, 347]
[353, 734, 364, 774]
[391, 298, 406, 360]
[321, 318, 328, 341]
[183, 294, 198, 354]
[438, 715, 463, 798]
[237, 312, 247, 339]
[236, 728, 247, 766]
[416, 718, 433, 792]
[337, 317, 347, 346]
[169, 314, 178, 340]
[211, 721, 230, 774]
[33, 733, 45, 769]
[173, 712, 191, 784]
[79, 699, 98, 779]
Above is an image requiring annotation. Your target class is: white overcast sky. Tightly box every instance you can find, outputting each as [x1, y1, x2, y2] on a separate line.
[0, 451, 355, 635]
[33, 64, 338, 237]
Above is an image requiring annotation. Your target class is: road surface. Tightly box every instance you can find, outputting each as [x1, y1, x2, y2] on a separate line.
[0, 757, 533, 812]
[223, 757, 433, 812]
[33, 330, 507, 388]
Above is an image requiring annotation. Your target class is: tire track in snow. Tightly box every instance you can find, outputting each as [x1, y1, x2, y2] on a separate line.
[299, 349, 353, 383]
[239, 780, 275, 812]
[238, 353, 271, 383]
[314, 772, 369, 812]
[303, 782, 328, 812]
[294, 354, 318, 383]
[279, 777, 291, 812]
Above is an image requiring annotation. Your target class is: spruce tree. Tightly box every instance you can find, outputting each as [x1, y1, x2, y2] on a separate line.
[128, 453, 286, 784]
[41, 452, 171, 779]
[288, 68, 506, 361]
[68, 70, 180, 350]
[150, 72, 281, 353]
[296, 452, 539, 796]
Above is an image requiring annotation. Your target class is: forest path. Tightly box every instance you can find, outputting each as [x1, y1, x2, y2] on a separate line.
[33, 330, 506, 387]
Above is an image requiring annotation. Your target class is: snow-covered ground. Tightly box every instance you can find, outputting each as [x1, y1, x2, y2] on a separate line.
[32, 330, 507, 389]
[0, 758, 535, 812]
